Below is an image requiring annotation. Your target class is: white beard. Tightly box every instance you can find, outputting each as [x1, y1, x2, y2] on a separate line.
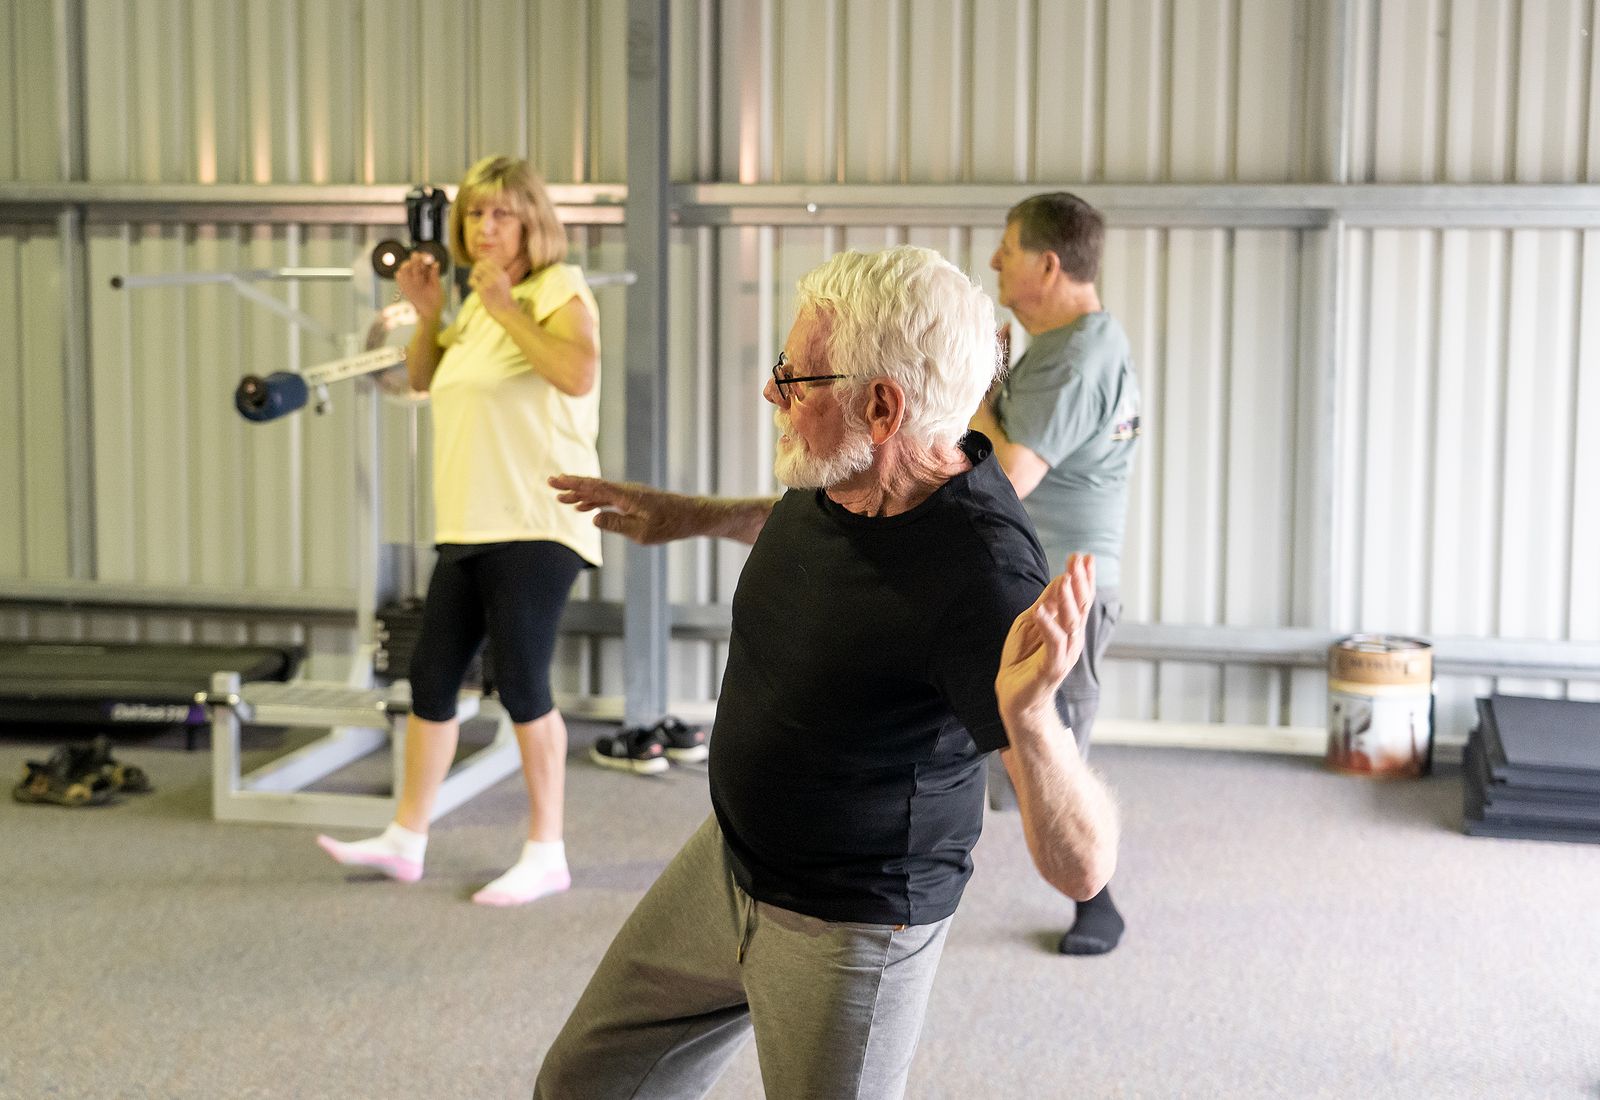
[772, 410, 874, 489]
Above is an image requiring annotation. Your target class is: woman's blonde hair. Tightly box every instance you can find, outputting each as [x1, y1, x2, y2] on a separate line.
[448, 155, 568, 273]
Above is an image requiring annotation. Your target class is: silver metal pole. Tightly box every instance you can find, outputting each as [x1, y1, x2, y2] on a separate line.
[622, 0, 671, 725]
[1323, 0, 1354, 631]
[353, 368, 380, 690]
[111, 268, 350, 348]
[110, 267, 354, 289]
[54, 0, 93, 580]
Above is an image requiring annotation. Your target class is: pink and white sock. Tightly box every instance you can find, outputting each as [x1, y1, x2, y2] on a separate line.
[472, 840, 571, 907]
[316, 822, 426, 883]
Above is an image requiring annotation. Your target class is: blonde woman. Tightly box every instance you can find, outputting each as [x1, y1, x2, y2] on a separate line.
[318, 156, 601, 906]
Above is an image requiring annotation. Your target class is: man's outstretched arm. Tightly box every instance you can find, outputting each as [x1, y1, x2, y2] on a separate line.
[995, 554, 1120, 900]
[549, 475, 777, 546]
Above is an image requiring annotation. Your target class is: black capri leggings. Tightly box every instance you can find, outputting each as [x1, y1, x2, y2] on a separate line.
[408, 540, 587, 724]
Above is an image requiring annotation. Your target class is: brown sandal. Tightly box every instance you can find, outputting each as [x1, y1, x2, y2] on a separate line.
[13, 757, 118, 807]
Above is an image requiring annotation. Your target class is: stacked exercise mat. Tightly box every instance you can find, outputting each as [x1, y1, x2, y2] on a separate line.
[1464, 693, 1600, 845]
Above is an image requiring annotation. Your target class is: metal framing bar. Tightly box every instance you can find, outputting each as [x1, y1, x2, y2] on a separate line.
[0, 184, 625, 226]
[621, 0, 671, 725]
[8, 584, 1599, 685]
[110, 268, 355, 288]
[0, 182, 628, 206]
[11, 182, 1600, 230]
[671, 183, 1600, 228]
[0, 579, 357, 618]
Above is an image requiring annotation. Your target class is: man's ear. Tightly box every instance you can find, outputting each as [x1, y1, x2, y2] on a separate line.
[1040, 248, 1062, 279]
[864, 378, 906, 444]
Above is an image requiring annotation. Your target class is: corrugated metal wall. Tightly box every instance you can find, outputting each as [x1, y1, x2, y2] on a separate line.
[2, 0, 1597, 743]
[1336, 0, 1600, 729]
[74, 0, 632, 186]
[720, 0, 1318, 185]
[696, 0, 1326, 728]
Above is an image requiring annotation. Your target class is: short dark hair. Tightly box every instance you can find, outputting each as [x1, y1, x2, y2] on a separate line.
[1006, 192, 1104, 284]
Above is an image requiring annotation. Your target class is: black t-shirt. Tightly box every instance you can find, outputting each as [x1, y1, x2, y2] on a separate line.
[709, 433, 1050, 925]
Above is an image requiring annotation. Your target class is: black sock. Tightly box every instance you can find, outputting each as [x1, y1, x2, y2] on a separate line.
[1059, 886, 1124, 956]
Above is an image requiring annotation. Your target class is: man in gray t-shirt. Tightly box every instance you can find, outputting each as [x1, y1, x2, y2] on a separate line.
[970, 192, 1141, 957]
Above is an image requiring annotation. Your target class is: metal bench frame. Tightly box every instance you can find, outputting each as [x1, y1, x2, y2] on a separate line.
[205, 670, 520, 829]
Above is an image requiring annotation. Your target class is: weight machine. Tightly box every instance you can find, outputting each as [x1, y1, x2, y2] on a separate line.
[112, 189, 634, 828]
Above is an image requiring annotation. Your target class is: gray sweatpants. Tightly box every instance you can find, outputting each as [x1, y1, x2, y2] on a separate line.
[534, 814, 953, 1100]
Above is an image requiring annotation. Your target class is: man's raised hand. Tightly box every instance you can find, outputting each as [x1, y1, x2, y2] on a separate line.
[996, 554, 1096, 725]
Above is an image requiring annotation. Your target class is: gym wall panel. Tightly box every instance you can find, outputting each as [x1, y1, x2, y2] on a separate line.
[0, 0, 656, 678]
[662, 221, 1318, 729]
[1, 225, 72, 580]
[775, 1, 839, 183]
[571, 222, 634, 696]
[0, 227, 29, 583]
[26, 232, 71, 579]
[1031, 1, 1094, 180]
[662, 225, 720, 698]
[1, 0, 64, 181]
[721, 0, 1314, 185]
[1351, 0, 1600, 184]
[1571, 235, 1600, 654]
[1234, 0, 1305, 180]
[76, 0, 641, 185]
[0, 232, 23, 577]
[1099, 226, 1165, 723]
[1220, 231, 1304, 724]
[295, 1, 362, 185]
[669, 0, 718, 182]
[43, 216, 637, 683]
[1338, 224, 1598, 735]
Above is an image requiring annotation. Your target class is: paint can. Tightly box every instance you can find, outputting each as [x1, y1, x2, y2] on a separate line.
[1326, 634, 1434, 777]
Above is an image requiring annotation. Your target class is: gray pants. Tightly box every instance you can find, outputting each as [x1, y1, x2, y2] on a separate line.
[534, 815, 953, 1100]
[988, 588, 1121, 808]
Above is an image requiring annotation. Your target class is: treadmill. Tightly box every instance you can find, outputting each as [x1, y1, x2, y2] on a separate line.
[0, 641, 301, 747]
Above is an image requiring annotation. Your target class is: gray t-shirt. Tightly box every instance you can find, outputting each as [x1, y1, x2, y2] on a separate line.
[995, 311, 1141, 586]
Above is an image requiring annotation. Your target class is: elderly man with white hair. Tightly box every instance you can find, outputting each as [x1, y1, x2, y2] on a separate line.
[536, 246, 1119, 1100]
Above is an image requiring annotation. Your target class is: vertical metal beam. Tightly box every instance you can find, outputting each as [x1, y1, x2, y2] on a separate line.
[1302, 0, 1355, 632]
[623, 0, 671, 725]
[53, 0, 93, 580]
[1288, 0, 1354, 724]
[1323, 0, 1355, 631]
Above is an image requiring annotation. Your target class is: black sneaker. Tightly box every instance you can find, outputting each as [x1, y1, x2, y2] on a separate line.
[653, 717, 708, 764]
[589, 726, 669, 775]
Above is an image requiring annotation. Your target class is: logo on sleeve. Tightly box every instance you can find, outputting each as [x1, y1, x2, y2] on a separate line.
[1110, 393, 1142, 443]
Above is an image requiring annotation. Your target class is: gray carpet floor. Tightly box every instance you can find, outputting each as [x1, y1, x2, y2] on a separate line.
[2, 721, 1597, 1099]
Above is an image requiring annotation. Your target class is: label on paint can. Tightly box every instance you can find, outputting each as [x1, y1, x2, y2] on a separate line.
[1326, 634, 1434, 777]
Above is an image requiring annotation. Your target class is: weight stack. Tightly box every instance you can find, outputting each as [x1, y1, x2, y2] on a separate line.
[375, 598, 492, 691]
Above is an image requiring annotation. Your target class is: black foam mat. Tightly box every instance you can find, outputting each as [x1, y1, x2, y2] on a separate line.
[1474, 696, 1600, 795]
[1485, 693, 1600, 769]
[1464, 738, 1600, 827]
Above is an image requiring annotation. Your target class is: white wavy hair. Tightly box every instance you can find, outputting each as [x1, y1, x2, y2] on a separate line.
[795, 246, 998, 449]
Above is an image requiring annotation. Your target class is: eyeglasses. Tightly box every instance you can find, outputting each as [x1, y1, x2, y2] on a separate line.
[771, 351, 846, 404]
